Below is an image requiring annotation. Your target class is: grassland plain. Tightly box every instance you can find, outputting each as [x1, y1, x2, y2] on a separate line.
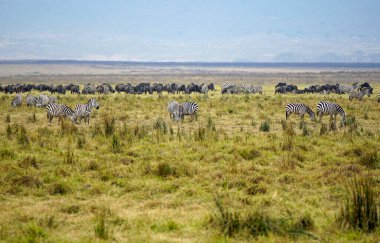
[0, 82, 379, 242]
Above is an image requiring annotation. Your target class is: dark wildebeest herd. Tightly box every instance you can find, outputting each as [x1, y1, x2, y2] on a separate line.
[3, 81, 378, 127]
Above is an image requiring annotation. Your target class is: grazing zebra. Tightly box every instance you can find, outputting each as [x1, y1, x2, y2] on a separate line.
[349, 88, 371, 101]
[285, 103, 315, 121]
[12, 94, 22, 107]
[48, 96, 57, 104]
[167, 100, 184, 122]
[317, 101, 346, 125]
[73, 98, 100, 124]
[221, 83, 234, 94]
[182, 101, 199, 120]
[26, 93, 37, 107]
[36, 94, 49, 108]
[46, 103, 76, 123]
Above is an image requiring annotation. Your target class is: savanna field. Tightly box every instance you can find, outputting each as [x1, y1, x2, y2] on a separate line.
[0, 75, 380, 241]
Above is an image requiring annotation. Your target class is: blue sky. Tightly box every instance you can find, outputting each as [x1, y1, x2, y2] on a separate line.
[1, 0, 380, 62]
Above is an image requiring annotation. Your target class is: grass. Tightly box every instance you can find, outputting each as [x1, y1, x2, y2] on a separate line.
[0, 82, 379, 242]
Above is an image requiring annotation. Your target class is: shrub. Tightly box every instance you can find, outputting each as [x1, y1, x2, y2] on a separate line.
[338, 177, 379, 232]
[156, 162, 176, 178]
[48, 182, 70, 195]
[259, 121, 270, 132]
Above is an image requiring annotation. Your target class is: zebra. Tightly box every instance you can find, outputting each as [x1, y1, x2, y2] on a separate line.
[336, 83, 358, 94]
[36, 94, 49, 108]
[182, 101, 199, 120]
[285, 103, 315, 121]
[12, 94, 22, 107]
[317, 101, 346, 125]
[48, 96, 57, 104]
[221, 83, 234, 94]
[167, 100, 184, 122]
[46, 103, 76, 123]
[26, 93, 37, 107]
[349, 88, 371, 101]
[73, 98, 100, 124]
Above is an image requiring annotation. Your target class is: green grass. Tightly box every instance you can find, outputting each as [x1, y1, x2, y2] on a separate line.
[0, 84, 379, 242]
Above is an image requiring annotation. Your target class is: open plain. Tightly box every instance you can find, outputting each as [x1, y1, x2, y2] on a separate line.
[0, 63, 379, 242]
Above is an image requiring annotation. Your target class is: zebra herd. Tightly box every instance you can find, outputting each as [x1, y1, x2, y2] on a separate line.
[167, 101, 199, 122]
[221, 83, 263, 94]
[286, 101, 346, 125]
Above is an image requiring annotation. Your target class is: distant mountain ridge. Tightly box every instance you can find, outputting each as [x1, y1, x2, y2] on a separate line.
[1, 60, 380, 68]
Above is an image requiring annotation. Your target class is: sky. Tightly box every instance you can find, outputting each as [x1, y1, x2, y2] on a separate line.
[1, 0, 380, 62]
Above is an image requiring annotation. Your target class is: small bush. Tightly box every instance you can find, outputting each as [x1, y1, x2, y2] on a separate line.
[48, 182, 70, 195]
[338, 177, 379, 232]
[156, 162, 176, 178]
[259, 121, 270, 132]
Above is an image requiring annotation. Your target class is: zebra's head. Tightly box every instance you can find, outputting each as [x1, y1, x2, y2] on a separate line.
[88, 98, 100, 109]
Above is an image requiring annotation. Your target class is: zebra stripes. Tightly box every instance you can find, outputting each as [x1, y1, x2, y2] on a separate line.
[167, 101, 184, 122]
[36, 94, 49, 108]
[349, 88, 370, 101]
[221, 83, 263, 94]
[12, 94, 22, 107]
[182, 101, 199, 120]
[74, 98, 100, 124]
[285, 103, 315, 120]
[26, 93, 37, 107]
[317, 101, 346, 125]
[46, 103, 76, 123]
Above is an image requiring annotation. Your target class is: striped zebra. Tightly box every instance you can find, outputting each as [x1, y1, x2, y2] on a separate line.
[317, 101, 346, 125]
[73, 98, 100, 124]
[167, 100, 184, 122]
[26, 93, 37, 107]
[46, 103, 76, 123]
[182, 101, 199, 120]
[221, 83, 234, 94]
[285, 103, 315, 121]
[12, 94, 22, 107]
[349, 88, 371, 101]
[36, 94, 49, 108]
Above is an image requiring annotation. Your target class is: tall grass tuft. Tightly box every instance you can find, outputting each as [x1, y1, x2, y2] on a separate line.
[111, 134, 122, 153]
[5, 114, 10, 123]
[27, 112, 37, 123]
[64, 144, 75, 164]
[17, 125, 29, 146]
[259, 121, 270, 132]
[153, 117, 167, 134]
[337, 177, 379, 232]
[94, 213, 108, 240]
[103, 116, 115, 136]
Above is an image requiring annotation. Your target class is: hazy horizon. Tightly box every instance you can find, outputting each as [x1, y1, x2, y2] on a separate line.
[1, 0, 380, 62]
